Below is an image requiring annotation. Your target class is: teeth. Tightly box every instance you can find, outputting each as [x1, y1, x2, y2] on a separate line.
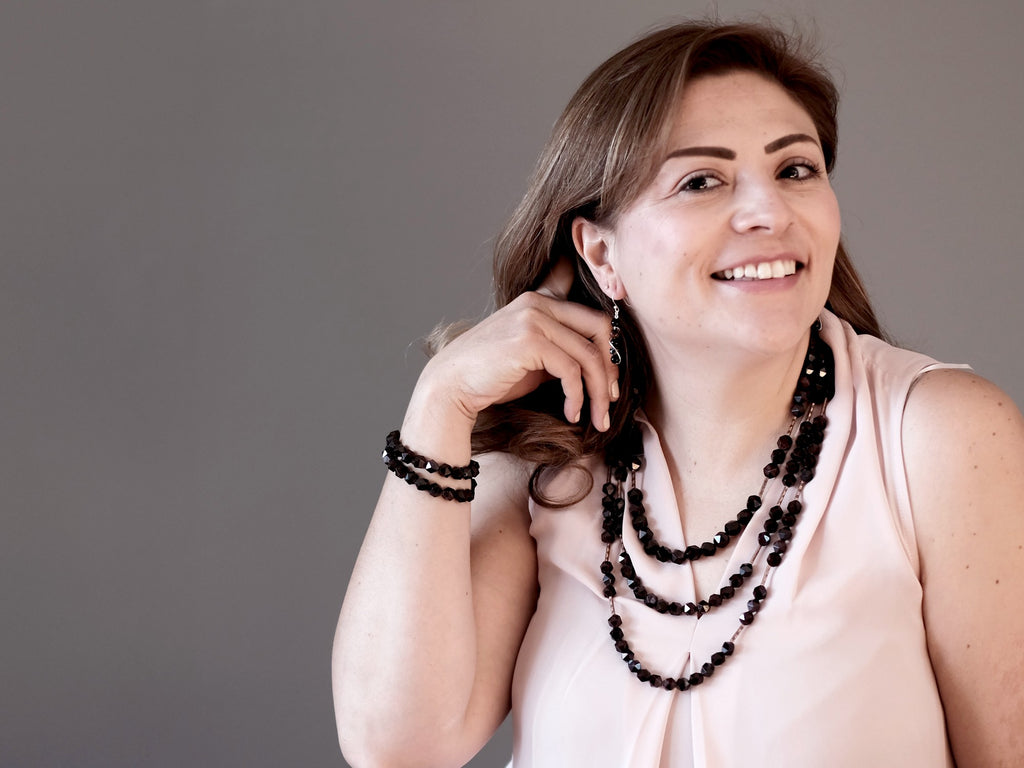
[716, 259, 798, 281]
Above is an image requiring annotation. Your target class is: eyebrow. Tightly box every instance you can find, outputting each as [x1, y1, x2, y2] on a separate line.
[664, 133, 820, 162]
[763, 133, 818, 154]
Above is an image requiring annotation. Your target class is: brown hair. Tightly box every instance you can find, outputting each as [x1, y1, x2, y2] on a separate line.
[448, 20, 885, 502]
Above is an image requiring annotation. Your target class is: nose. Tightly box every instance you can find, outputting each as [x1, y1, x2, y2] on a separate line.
[729, 175, 793, 234]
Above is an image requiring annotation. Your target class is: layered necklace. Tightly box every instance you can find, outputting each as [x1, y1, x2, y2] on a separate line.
[599, 323, 835, 692]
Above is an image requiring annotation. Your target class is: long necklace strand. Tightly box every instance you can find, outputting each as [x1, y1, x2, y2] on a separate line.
[600, 327, 835, 692]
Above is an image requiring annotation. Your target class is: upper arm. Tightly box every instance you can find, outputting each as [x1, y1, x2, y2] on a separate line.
[461, 452, 539, 744]
[904, 369, 1024, 766]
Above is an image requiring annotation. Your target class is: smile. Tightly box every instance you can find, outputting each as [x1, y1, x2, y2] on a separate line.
[712, 259, 800, 281]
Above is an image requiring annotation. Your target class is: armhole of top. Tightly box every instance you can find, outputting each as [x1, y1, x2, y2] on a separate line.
[887, 362, 973, 578]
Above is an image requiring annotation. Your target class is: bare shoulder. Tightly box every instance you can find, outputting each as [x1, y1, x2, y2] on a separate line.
[902, 368, 1024, 766]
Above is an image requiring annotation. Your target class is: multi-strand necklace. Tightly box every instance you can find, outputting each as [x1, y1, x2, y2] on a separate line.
[599, 324, 835, 692]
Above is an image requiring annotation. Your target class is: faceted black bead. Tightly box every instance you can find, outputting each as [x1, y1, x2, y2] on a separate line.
[722, 641, 735, 655]
[781, 513, 796, 527]
[683, 602, 699, 616]
[701, 662, 715, 676]
[757, 532, 772, 546]
[627, 659, 642, 673]
[769, 505, 784, 520]
[747, 495, 763, 511]
[724, 520, 742, 536]
[626, 488, 643, 503]
[601, 531, 615, 544]
[603, 585, 616, 598]
[608, 614, 622, 628]
[649, 675, 663, 688]
[689, 672, 704, 686]
[613, 465, 628, 481]
[799, 468, 815, 482]
[740, 611, 755, 625]
[766, 552, 782, 567]
[782, 473, 797, 487]
[711, 652, 726, 665]
[600, 561, 614, 574]
[663, 678, 677, 691]
[708, 593, 722, 607]
[773, 540, 788, 555]
[440, 487, 455, 501]
[786, 458, 800, 473]
[657, 546, 672, 562]
[637, 668, 651, 682]
[763, 519, 779, 533]
[729, 573, 744, 588]
[614, 639, 630, 654]
[777, 435, 793, 451]
[700, 541, 717, 556]
[610, 627, 624, 640]
[788, 500, 803, 514]
[747, 599, 761, 613]
[771, 448, 788, 464]
[668, 602, 683, 616]
[671, 549, 686, 564]
[427, 484, 443, 497]
[737, 510, 753, 525]
[602, 573, 614, 586]
[720, 585, 735, 599]
[634, 586, 647, 599]
[656, 599, 669, 613]
[684, 545, 702, 561]
[677, 678, 690, 691]
[753, 585, 767, 600]
[763, 463, 781, 479]
[813, 415, 828, 428]
[713, 532, 730, 548]
[739, 563, 754, 577]
[697, 600, 710, 615]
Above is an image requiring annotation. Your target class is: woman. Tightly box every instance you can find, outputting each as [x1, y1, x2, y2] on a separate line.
[334, 21, 1024, 767]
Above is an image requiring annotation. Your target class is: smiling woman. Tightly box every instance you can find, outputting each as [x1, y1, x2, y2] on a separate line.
[333, 20, 1024, 768]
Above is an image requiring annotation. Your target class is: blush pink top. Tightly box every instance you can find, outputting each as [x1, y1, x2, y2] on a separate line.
[510, 311, 962, 767]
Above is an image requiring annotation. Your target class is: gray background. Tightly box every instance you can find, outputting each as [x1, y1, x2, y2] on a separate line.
[2, 1, 1020, 767]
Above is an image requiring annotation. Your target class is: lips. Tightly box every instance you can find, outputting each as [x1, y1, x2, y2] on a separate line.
[712, 259, 800, 281]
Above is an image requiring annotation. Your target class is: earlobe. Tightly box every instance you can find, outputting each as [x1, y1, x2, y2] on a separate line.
[572, 216, 626, 300]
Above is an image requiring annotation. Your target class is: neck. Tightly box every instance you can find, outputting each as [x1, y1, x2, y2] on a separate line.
[642, 330, 813, 484]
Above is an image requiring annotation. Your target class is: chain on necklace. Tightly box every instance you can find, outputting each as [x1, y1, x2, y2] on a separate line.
[599, 325, 835, 692]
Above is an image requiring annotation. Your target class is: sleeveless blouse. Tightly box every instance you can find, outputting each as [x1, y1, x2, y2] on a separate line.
[509, 311, 963, 767]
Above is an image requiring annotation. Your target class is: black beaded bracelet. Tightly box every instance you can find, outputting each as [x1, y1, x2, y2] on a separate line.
[381, 430, 478, 503]
[384, 430, 480, 479]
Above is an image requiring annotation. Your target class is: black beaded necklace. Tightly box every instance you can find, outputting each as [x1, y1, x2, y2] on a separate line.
[600, 324, 835, 692]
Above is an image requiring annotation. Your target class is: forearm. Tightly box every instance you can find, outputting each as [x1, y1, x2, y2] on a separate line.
[333, 385, 494, 766]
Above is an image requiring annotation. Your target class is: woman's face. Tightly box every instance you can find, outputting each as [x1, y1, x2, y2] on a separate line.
[577, 70, 840, 361]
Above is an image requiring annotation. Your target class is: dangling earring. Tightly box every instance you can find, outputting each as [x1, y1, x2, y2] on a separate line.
[609, 302, 623, 366]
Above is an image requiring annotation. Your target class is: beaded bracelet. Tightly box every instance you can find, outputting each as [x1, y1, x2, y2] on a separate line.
[381, 430, 478, 502]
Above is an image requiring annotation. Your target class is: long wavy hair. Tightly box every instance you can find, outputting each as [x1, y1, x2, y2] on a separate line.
[435, 20, 885, 504]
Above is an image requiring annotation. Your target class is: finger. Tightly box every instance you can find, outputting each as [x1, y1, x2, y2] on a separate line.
[534, 256, 575, 301]
[531, 314, 613, 431]
[533, 297, 620, 416]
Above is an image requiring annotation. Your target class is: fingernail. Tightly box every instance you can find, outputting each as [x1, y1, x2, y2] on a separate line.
[610, 380, 620, 401]
[602, 411, 610, 431]
[571, 409, 581, 424]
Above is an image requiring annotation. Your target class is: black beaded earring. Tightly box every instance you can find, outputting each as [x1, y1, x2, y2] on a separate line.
[609, 302, 623, 366]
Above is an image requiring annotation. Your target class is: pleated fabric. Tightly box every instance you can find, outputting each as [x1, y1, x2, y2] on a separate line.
[510, 311, 962, 767]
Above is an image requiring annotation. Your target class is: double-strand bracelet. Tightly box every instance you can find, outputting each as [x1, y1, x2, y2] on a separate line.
[381, 429, 479, 502]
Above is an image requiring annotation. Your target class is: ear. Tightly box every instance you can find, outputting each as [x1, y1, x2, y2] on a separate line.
[571, 216, 626, 300]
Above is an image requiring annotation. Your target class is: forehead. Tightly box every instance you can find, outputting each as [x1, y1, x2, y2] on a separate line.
[666, 70, 819, 145]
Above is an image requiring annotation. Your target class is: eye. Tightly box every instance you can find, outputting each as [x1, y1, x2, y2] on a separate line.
[678, 172, 724, 193]
[778, 160, 823, 181]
